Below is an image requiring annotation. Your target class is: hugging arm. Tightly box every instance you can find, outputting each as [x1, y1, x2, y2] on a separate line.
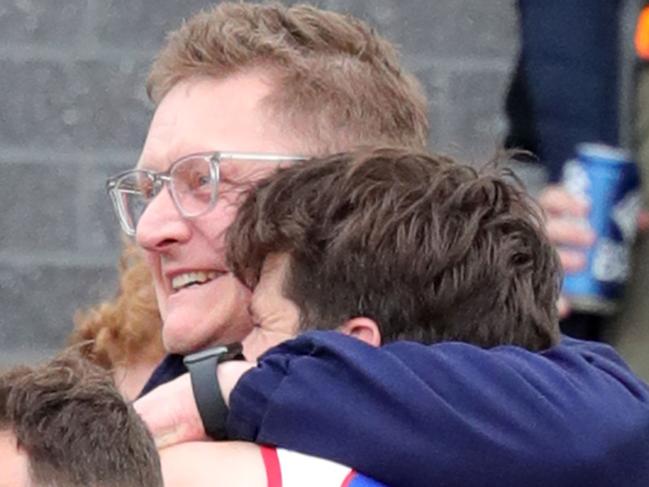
[227, 332, 649, 487]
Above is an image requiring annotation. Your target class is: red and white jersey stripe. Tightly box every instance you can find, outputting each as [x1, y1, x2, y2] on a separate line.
[261, 446, 385, 487]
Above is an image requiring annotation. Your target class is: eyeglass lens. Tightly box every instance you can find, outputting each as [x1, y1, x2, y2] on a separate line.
[114, 171, 156, 234]
[169, 156, 216, 217]
[115, 156, 216, 234]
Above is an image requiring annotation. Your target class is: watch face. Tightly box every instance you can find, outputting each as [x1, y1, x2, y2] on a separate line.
[183, 343, 242, 365]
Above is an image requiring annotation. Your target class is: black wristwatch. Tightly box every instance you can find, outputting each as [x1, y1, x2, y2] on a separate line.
[183, 342, 244, 440]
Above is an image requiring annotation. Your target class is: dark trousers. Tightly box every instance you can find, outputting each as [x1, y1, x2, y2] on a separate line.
[505, 0, 623, 181]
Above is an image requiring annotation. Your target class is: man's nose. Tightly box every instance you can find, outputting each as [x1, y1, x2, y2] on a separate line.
[135, 188, 191, 251]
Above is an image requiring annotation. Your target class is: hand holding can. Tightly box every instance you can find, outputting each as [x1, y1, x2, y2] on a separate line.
[560, 143, 641, 315]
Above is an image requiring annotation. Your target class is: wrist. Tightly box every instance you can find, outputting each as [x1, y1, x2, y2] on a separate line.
[217, 361, 256, 407]
[183, 343, 244, 440]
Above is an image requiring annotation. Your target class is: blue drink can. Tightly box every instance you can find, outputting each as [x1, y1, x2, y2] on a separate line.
[561, 143, 641, 314]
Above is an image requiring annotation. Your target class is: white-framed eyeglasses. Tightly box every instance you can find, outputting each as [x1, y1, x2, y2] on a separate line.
[106, 151, 306, 236]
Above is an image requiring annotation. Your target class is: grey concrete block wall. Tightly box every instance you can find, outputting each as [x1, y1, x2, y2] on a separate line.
[0, 0, 518, 366]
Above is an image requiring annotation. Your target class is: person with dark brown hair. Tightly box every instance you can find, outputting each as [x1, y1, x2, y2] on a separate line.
[0, 352, 163, 487]
[158, 147, 560, 486]
[228, 148, 561, 353]
[151, 149, 648, 487]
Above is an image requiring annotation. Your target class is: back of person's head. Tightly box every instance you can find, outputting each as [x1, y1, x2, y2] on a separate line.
[0, 351, 163, 487]
[147, 1, 428, 153]
[227, 148, 562, 351]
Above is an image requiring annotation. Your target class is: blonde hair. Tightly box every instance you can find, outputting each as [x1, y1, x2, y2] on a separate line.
[70, 243, 164, 369]
[147, 2, 428, 153]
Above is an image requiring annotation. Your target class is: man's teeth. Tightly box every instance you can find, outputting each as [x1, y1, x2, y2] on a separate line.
[171, 271, 219, 290]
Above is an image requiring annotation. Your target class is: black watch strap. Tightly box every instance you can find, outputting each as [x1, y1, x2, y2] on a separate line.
[183, 343, 244, 440]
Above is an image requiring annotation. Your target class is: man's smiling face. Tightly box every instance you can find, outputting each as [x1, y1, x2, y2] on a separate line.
[135, 73, 305, 354]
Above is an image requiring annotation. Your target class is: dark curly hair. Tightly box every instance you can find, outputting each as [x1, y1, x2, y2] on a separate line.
[227, 147, 561, 351]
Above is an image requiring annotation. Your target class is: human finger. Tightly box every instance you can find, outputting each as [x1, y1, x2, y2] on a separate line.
[557, 295, 571, 319]
[539, 185, 589, 217]
[546, 218, 595, 247]
[557, 248, 588, 273]
[637, 209, 649, 233]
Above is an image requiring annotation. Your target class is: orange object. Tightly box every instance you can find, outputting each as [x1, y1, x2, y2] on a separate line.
[636, 6, 649, 60]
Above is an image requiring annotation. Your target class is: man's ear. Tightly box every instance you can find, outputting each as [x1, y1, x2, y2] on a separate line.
[339, 317, 381, 347]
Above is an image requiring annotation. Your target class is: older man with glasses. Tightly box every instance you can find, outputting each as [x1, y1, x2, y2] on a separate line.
[104, 3, 649, 487]
[102, 0, 429, 394]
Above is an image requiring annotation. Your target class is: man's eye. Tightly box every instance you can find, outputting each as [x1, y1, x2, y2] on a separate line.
[184, 172, 211, 191]
[121, 178, 153, 198]
[140, 181, 155, 198]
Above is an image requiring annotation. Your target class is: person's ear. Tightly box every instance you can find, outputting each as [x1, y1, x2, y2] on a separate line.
[339, 317, 381, 347]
